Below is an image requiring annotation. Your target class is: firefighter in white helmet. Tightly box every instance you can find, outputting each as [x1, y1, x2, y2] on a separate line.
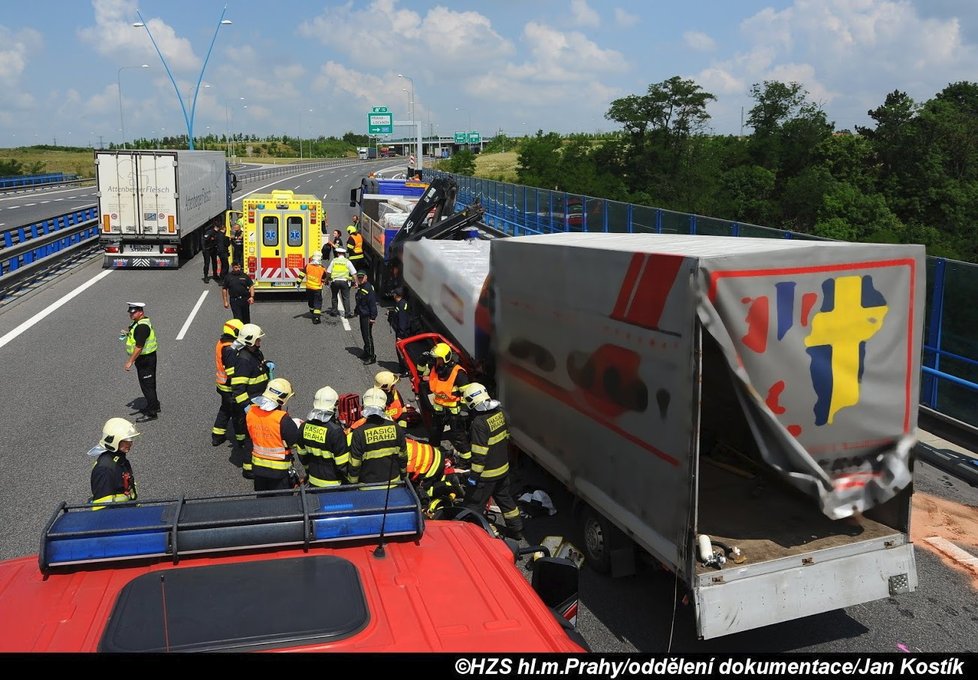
[460, 383, 524, 541]
[246, 377, 301, 492]
[229, 323, 269, 477]
[348, 387, 407, 488]
[374, 370, 406, 421]
[88, 418, 140, 507]
[298, 253, 327, 324]
[297, 387, 350, 487]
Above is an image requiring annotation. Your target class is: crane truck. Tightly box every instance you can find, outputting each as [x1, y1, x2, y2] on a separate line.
[363, 174, 924, 640]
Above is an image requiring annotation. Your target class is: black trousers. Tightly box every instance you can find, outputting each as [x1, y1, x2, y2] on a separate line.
[307, 288, 323, 317]
[134, 352, 159, 413]
[232, 246, 243, 265]
[429, 407, 466, 453]
[230, 296, 250, 323]
[330, 280, 351, 314]
[254, 474, 291, 493]
[212, 387, 235, 439]
[359, 315, 375, 359]
[203, 248, 218, 278]
[463, 473, 523, 533]
[217, 252, 229, 280]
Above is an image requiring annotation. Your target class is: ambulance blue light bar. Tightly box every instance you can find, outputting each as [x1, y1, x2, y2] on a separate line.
[39, 485, 424, 571]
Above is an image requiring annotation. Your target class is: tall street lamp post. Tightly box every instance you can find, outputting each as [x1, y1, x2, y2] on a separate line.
[398, 73, 421, 171]
[117, 64, 149, 149]
[133, 6, 232, 150]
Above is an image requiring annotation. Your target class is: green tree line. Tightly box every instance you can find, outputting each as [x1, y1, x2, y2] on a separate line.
[513, 76, 978, 262]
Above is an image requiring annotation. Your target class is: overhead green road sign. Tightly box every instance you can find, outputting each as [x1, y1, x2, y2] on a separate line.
[368, 108, 393, 134]
[467, 132, 482, 144]
[454, 132, 467, 144]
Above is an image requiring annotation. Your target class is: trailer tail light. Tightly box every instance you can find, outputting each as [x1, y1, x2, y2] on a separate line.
[104, 245, 120, 253]
[102, 215, 111, 233]
[163, 246, 178, 254]
[168, 215, 176, 233]
[248, 256, 257, 274]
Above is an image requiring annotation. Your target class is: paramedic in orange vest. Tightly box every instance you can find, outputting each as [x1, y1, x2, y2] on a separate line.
[346, 221, 367, 273]
[212, 318, 243, 447]
[246, 378, 301, 492]
[298, 253, 327, 324]
[427, 342, 470, 458]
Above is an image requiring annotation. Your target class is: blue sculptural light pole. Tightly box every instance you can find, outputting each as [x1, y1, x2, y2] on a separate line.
[133, 5, 232, 150]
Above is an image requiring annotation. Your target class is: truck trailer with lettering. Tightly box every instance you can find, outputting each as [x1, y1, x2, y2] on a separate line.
[96, 149, 234, 268]
[390, 188, 924, 639]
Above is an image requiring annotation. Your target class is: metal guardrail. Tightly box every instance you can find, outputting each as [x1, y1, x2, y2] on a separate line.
[0, 208, 100, 277]
[0, 172, 79, 190]
[234, 158, 379, 185]
[0, 177, 93, 195]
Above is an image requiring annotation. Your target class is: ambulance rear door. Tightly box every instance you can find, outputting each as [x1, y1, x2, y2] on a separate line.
[255, 207, 308, 289]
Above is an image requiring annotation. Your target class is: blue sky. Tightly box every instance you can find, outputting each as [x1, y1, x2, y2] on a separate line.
[2, 0, 978, 147]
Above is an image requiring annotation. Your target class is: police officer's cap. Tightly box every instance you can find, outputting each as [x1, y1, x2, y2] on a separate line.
[356, 270, 368, 277]
[127, 301, 146, 313]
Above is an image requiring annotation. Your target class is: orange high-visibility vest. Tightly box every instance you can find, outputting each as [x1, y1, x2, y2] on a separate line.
[215, 338, 233, 388]
[429, 365, 462, 408]
[247, 408, 291, 471]
[305, 263, 326, 290]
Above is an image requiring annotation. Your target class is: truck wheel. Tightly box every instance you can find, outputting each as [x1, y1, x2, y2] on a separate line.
[582, 506, 615, 574]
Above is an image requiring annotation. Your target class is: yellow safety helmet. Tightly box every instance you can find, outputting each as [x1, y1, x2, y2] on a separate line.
[362, 387, 387, 410]
[347, 225, 358, 234]
[223, 318, 244, 337]
[374, 370, 397, 390]
[235, 217, 245, 228]
[461, 383, 490, 409]
[431, 342, 452, 361]
[262, 378, 294, 407]
[100, 417, 140, 452]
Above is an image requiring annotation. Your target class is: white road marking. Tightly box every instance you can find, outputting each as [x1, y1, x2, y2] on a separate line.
[294, 184, 302, 190]
[41, 201, 50, 204]
[338, 298, 351, 331]
[25, 203, 36, 207]
[0, 269, 114, 350]
[176, 290, 209, 340]
[8, 206, 19, 209]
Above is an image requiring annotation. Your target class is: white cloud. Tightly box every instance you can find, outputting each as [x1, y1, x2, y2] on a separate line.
[692, 0, 978, 132]
[683, 30, 716, 52]
[570, 0, 600, 28]
[299, 0, 513, 71]
[0, 26, 42, 84]
[613, 8, 639, 28]
[79, 0, 201, 72]
[520, 22, 628, 81]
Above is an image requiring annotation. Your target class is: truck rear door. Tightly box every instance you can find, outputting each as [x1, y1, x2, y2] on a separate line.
[97, 152, 139, 236]
[135, 152, 178, 240]
[256, 209, 307, 286]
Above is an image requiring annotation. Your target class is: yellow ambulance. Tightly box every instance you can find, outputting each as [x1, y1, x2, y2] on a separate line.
[226, 190, 324, 292]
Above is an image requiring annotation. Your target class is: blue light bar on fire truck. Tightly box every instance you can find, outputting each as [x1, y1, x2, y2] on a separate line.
[39, 483, 424, 571]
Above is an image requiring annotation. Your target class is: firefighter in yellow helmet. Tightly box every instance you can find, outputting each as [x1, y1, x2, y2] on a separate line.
[426, 342, 469, 459]
[460, 383, 524, 541]
[88, 418, 140, 507]
[297, 387, 350, 487]
[348, 388, 407, 488]
[212, 318, 244, 446]
[345, 217, 367, 273]
[246, 377, 301, 492]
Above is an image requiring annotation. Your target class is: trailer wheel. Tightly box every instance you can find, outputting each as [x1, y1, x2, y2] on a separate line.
[582, 506, 614, 574]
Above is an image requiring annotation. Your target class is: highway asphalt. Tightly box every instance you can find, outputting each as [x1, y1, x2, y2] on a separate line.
[0, 161, 975, 653]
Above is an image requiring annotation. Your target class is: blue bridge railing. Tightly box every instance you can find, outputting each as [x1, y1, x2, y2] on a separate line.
[427, 170, 978, 430]
[0, 173, 79, 190]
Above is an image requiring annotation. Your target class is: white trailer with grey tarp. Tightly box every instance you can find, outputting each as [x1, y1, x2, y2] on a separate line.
[401, 232, 923, 639]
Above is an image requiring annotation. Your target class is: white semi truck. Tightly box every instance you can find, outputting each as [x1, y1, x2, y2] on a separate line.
[96, 150, 234, 268]
[387, 179, 924, 639]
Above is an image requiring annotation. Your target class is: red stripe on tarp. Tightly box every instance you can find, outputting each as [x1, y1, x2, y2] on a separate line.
[504, 360, 680, 467]
[611, 254, 685, 330]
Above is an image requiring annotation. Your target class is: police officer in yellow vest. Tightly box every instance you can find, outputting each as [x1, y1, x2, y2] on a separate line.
[298, 254, 327, 324]
[246, 378, 301, 492]
[326, 246, 357, 318]
[87, 417, 139, 508]
[122, 302, 160, 420]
